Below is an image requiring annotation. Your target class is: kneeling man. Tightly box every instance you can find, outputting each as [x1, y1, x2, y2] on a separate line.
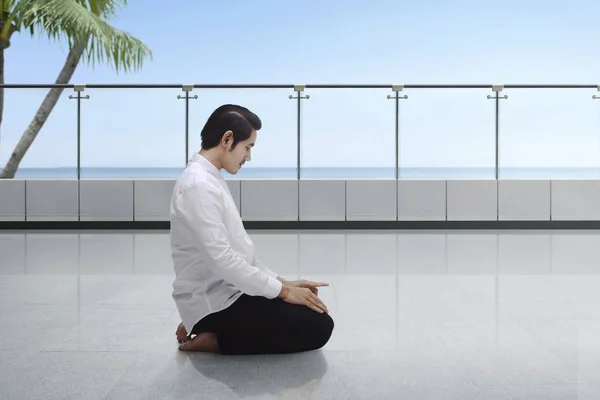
[170, 104, 334, 355]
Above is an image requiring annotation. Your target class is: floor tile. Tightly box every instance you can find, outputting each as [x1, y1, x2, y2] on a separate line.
[1, 229, 599, 399]
[0, 351, 140, 400]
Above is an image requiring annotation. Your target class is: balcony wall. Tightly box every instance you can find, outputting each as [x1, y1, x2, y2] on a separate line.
[3, 84, 600, 228]
[2, 178, 600, 224]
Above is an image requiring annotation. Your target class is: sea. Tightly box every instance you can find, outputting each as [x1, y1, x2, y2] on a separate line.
[10, 167, 600, 179]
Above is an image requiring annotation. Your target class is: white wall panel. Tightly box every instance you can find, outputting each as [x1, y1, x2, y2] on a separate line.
[25, 233, 80, 274]
[446, 233, 498, 274]
[498, 234, 552, 275]
[498, 180, 551, 221]
[79, 233, 134, 274]
[398, 180, 446, 221]
[133, 233, 173, 274]
[551, 180, 600, 220]
[447, 180, 497, 221]
[249, 232, 299, 275]
[133, 180, 175, 221]
[346, 180, 397, 221]
[299, 180, 346, 221]
[0, 233, 26, 274]
[397, 233, 447, 274]
[346, 233, 398, 274]
[225, 180, 241, 213]
[0, 180, 25, 221]
[241, 180, 298, 221]
[79, 180, 133, 221]
[26, 180, 79, 221]
[298, 234, 346, 274]
[551, 233, 600, 274]
[13, 178, 600, 224]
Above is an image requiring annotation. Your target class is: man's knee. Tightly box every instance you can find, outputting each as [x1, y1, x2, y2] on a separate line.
[310, 312, 334, 349]
[322, 312, 334, 335]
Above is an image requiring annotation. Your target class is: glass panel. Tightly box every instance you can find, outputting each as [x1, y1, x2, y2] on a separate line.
[399, 88, 496, 179]
[80, 88, 185, 179]
[188, 89, 297, 179]
[0, 88, 76, 179]
[499, 88, 600, 179]
[300, 89, 395, 179]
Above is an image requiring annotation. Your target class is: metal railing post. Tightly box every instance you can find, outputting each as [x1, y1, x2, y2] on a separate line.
[289, 84, 309, 180]
[387, 84, 408, 180]
[289, 84, 309, 221]
[387, 85, 408, 221]
[487, 84, 507, 180]
[593, 85, 600, 178]
[69, 84, 89, 221]
[177, 84, 197, 166]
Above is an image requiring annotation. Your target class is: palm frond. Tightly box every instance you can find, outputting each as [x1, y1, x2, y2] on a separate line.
[80, 0, 124, 21]
[11, 0, 151, 73]
[1, 0, 20, 42]
[2, 0, 19, 12]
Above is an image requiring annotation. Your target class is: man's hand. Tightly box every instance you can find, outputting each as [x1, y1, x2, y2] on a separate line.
[283, 279, 329, 296]
[278, 286, 329, 314]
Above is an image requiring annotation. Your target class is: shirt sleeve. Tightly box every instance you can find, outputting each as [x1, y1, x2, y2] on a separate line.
[177, 182, 283, 299]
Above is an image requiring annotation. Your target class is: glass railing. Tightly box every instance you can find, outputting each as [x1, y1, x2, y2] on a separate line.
[1, 83, 599, 180]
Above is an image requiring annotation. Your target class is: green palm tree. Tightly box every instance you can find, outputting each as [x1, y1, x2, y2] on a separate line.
[0, 0, 151, 178]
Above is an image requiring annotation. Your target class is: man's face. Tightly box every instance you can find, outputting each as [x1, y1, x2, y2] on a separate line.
[222, 130, 256, 175]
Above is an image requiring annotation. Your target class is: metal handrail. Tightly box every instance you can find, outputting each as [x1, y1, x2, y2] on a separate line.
[2, 83, 600, 184]
[1, 83, 599, 89]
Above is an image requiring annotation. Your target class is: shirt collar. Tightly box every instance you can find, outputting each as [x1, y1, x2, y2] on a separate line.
[190, 153, 222, 179]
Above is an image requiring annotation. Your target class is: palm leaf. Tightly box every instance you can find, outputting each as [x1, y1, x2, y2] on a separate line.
[1, 0, 19, 13]
[10, 0, 151, 73]
[1, 0, 21, 42]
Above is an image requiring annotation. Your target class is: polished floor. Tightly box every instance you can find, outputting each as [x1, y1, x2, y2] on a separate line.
[1, 229, 600, 399]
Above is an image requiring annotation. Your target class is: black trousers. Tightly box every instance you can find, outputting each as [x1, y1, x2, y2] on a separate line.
[191, 294, 335, 355]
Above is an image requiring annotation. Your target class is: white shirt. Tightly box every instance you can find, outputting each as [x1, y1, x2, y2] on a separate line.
[169, 153, 283, 334]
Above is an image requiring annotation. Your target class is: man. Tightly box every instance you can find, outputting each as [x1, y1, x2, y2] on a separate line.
[170, 104, 334, 355]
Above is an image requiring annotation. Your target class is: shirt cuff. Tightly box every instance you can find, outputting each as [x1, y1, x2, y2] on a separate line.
[264, 276, 283, 299]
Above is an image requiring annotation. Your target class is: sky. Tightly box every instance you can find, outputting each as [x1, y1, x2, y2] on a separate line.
[2, 0, 600, 172]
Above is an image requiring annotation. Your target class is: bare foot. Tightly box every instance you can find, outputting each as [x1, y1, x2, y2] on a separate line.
[176, 322, 189, 344]
[178, 332, 220, 353]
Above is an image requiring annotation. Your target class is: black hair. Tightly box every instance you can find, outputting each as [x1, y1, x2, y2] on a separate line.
[200, 104, 262, 150]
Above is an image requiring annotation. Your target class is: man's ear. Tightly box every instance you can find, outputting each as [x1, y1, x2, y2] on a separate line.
[222, 130, 233, 147]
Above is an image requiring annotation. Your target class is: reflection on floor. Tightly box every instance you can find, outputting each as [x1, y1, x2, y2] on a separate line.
[1, 229, 600, 399]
